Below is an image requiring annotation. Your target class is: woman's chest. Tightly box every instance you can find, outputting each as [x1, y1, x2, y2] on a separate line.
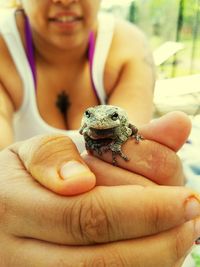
[36, 64, 101, 130]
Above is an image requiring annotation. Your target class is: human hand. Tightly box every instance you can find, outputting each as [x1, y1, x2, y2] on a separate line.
[0, 136, 200, 266]
[15, 111, 190, 193]
[0, 130, 199, 266]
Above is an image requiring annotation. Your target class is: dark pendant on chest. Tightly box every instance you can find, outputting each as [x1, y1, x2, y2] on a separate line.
[56, 91, 71, 117]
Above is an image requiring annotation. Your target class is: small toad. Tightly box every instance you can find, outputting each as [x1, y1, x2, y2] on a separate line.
[79, 105, 143, 165]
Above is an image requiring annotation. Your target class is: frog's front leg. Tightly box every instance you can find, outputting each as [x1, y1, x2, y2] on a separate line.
[109, 141, 129, 165]
[84, 135, 113, 156]
[84, 136, 104, 155]
[129, 123, 144, 143]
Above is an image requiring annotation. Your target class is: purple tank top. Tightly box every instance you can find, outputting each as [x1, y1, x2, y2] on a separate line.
[24, 15, 100, 103]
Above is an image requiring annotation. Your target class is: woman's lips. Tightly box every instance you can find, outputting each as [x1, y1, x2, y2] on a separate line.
[50, 15, 82, 22]
[49, 14, 83, 31]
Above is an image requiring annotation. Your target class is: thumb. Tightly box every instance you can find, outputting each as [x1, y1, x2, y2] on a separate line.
[12, 134, 96, 196]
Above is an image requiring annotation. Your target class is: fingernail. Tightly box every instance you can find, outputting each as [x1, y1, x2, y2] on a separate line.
[185, 197, 200, 221]
[195, 237, 200, 245]
[195, 219, 200, 242]
[60, 160, 92, 180]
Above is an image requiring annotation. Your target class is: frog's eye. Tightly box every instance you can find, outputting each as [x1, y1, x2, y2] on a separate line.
[111, 112, 119, 121]
[85, 110, 91, 118]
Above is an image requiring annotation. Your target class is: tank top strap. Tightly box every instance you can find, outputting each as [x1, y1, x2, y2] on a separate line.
[0, 8, 35, 113]
[91, 13, 115, 105]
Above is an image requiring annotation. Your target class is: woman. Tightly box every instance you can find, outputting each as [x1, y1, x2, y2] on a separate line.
[0, 1, 197, 266]
[0, 0, 154, 150]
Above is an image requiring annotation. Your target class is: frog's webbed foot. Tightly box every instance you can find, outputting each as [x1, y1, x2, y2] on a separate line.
[129, 123, 144, 144]
[85, 141, 103, 156]
[85, 137, 112, 156]
[112, 151, 129, 165]
[133, 133, 144, 144]
[101, 145, 111, 153]
[85, 137, 129, 165]
[109, 142, 129, 165]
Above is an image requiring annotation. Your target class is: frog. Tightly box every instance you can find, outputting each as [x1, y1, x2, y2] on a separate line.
[79, 105, 143, 165]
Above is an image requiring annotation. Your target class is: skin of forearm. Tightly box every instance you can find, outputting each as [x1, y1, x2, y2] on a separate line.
[108, 55, 155, 126]
[127, 100, 154, 125]
[0, 115, 14, 150]
[108, 85, 154, 126]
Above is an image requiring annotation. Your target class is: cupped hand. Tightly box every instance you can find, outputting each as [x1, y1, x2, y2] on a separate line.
[0, 111, 196, 267]
[0, 137, 200, 266]
[13, 111, 191, 193]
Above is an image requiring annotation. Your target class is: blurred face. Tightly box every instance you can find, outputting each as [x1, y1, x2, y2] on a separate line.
[21, 0, 101, 49]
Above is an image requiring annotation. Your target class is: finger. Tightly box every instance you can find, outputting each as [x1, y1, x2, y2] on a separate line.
[11, 134, 96, 195]
[140, 111, 192, 152]
[2, 163, 200, 246]
[83, 112, 190, 186]
[5, 218, 200, 267]
[82, 112, 190, 186]
[85, 136, 184, 186]
[82, 152, 155, 186]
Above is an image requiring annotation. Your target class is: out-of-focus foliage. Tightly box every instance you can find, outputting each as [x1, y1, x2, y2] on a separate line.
[0, 0, 199, 77]
[134, 0, 179, 42]
[101, 0, 200, 78]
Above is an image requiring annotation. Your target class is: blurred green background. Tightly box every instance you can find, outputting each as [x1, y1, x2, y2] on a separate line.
[0, 0, 199, 79]
[101, 0, 200, 79]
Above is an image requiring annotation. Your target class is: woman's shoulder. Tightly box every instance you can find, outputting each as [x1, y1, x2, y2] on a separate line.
[103, 16, 149, 72]
[103, 16, 152, 95]
[0, 8, 26, 63]
[112, 18, 149, 60]
[0, 34, 23, 110]
[0, 9, 25, 110]
[0, 8, 26, 43]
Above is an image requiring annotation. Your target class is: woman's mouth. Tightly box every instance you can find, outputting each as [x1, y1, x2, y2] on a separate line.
[50, 15, 82, 23]
[49, 14, 83, 31]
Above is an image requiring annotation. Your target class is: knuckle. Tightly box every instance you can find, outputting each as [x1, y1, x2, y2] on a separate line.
[86, 255, 107, 267]
[165, 154, 182, 184]
[62, 199, 84, 244]
[146, 191, 182, 235]
[146, 200, 162, 233]
[0, 248, 7, 267]
[85, 251, 126, 267]
[172, 228, 188, 261]
[151, 143, 181, 184]
[51, 258, 71, 267]
[0, 191, 8, 226]
[78, 192, 111, 244]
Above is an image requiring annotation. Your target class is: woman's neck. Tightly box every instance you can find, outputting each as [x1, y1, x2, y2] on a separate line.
[32, 31, 90, 67]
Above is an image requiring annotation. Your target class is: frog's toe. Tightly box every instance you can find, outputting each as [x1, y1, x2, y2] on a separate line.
[111, 153, 118, 165]
[98, 150, 103, 156]
[115, 150, 129, 162]
[102, 146, 111, 153]
[120, 152, 129, 161]
[133, 134, 144, 143]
